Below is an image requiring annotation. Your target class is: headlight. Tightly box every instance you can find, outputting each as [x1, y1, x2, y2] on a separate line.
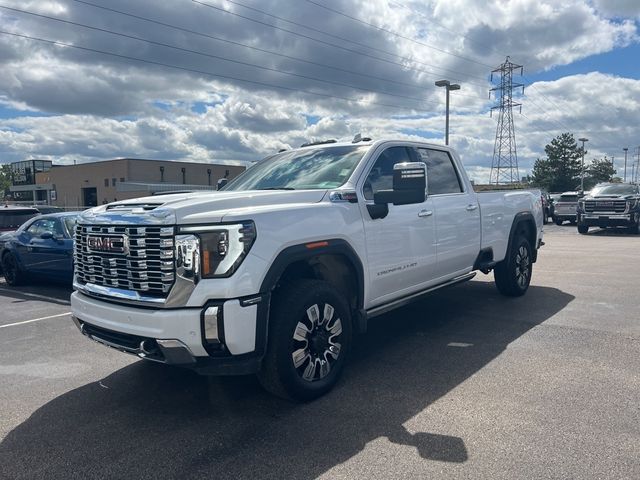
[628, 199, 639, 209]
[180, 222, 256, 278]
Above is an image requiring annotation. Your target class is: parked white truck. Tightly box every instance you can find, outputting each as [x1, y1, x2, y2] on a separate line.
[71, 139, 544, 400]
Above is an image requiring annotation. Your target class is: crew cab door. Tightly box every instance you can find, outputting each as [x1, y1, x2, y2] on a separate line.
[359, 146, 438, 305]
[415, 147, 481, 278]
[18, 218, 71, 277]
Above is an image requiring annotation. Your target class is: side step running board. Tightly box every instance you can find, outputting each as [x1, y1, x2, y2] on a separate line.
[365, 272, 477, 319]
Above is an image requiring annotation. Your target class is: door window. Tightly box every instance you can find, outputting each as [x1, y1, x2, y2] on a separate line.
[26, 218, 61, 237]
[416, 148, 463, 195]
[363, 146, 413, 200]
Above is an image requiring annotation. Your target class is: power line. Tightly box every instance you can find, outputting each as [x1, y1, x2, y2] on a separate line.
[67, 0, 486, 100]
[191, 0, 490, 89]
[303, 0, 495, 69]
[204, 0, 491, 87]
[0, 29, 443, 111]
[0, 4, 456, 109]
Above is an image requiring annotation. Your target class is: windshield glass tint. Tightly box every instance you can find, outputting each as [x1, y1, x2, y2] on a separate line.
[591, 184, 638, 195]
[63, 216, 78, 237]
[224, 145, 369, 191]
[559, 195, 578, 202]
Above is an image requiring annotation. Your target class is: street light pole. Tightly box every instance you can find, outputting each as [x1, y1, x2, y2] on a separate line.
[579, 137, 588, 192]
[623, 147, 628, 182]
[435, 80, 460, 145]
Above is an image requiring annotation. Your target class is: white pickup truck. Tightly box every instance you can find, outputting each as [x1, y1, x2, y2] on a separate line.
[71, 138, 544, 400]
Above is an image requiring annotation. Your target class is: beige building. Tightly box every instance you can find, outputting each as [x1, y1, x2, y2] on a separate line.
[34, 158, 245, 208]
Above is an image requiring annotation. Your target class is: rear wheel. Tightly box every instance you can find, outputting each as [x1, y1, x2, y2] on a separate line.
[577, 224, 589, 235]
[1, 252, 25, 286]
[258, 279, 352, 401]
[494, 236, 532, 297]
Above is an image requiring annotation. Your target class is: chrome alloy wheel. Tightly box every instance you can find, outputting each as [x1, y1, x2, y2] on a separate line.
[291, 303, 343, 382]
[515, 245, 530, 289]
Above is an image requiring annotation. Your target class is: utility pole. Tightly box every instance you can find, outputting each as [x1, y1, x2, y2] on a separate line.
[623, 147, 628, 182]
[579, 138, 588, 192]
[489, 56, 524, 184]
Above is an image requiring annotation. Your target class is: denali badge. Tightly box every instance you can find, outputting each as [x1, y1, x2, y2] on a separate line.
[87, 235, 129, 255]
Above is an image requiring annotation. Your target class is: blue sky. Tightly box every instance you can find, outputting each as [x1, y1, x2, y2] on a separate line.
[1, 0, 639, 181]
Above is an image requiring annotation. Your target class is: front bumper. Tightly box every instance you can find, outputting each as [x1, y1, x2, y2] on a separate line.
[71, 291, 269, 375]
[578, 212, 638, 227]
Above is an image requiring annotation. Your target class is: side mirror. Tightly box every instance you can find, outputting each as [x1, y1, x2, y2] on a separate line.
[217, 178, 228, 190]
[40, 231, 54, 240]
[374, 162, 427, 206]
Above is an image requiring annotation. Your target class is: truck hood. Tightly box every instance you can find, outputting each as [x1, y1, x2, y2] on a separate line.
[79, 190, 328, 225]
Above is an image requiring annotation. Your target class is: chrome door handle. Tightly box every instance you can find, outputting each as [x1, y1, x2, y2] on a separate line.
[466, 204, 478, 211]
[418, 209, 433, 217]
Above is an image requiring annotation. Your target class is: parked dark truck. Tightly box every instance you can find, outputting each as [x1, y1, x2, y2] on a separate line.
[576, 183, 640, 234]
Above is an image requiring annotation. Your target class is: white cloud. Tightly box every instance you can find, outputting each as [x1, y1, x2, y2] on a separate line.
[0, 0, 638, 184]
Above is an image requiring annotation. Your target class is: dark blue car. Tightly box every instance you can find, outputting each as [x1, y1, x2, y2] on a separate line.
[0, 212, 80, 286]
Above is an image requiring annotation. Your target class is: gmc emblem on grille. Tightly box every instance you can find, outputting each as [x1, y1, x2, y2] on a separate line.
[87, 235, 129, 255]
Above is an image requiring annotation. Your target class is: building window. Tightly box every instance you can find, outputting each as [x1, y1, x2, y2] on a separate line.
[160, 166, 165, 182]
[104, 179, 109, 187]
[112, 178, 116, 186]
[225, 169, 230, 178]
[120, 177, 125, 182]
[181, 167, 186, 184]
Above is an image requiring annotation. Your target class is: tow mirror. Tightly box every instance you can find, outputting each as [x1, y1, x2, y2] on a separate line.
[374, 162, 427, 206]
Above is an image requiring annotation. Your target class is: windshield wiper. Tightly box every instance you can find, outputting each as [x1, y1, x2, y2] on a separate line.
[259, 187, 296, 190]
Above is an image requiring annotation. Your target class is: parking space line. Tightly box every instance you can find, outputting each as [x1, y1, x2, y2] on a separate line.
[0, 287, 71, 305]
[0, 312, 71, 329]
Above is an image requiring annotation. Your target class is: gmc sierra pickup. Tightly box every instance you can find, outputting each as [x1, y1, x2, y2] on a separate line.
[71, 138, 544, 400]
[576, 183, 640, 234]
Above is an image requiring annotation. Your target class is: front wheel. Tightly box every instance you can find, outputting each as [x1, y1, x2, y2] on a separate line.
[258, 279, 352, 401]
[577, 224, 589, 235]
[494, 236, 533, 297]
[1, 252, 25, 286]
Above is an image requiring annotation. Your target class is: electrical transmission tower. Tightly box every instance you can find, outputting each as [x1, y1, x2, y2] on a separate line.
[489, 56, 524, 184]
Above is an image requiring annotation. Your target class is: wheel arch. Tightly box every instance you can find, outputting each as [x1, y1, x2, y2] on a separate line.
[507, 212, 538, 262]
[259, 239, 365, 331]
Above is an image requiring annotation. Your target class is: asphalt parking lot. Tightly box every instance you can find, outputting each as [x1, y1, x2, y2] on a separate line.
[1, 224, 639, 480]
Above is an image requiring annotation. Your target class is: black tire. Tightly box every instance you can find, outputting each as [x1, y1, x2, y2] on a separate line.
[554, 218, 563, 226]
[494, 236, 533, 297]
[258, 279, 353, 401]
[577, 224, 589, 235]
[1, 252, 25, 286]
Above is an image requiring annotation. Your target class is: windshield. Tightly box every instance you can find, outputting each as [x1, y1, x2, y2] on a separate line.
[63, 216, 78, 237]
[559, 195, 578, 202]
[0, 211, 40, 230]
[590, 184, 639, 196]
[224, 145, 369, 191]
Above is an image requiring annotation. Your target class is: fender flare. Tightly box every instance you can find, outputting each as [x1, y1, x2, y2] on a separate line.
[259, 238, 365, 311]
[506, 212, 538, 262]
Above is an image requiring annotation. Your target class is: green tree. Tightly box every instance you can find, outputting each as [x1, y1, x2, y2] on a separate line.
[0, 164, 12, 198]
[530, 132, 583, 192]
[584, 157, 616, 189]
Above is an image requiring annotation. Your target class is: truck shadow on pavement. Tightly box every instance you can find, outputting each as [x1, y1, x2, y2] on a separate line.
[0, 280, 573, 479]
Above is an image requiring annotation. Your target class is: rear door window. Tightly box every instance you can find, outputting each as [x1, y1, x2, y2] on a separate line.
[415, 148, 463, 195]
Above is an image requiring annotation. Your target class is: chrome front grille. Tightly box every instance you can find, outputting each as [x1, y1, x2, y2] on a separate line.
[584, 200, 627, 213]
[75, 225, 175, 297]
